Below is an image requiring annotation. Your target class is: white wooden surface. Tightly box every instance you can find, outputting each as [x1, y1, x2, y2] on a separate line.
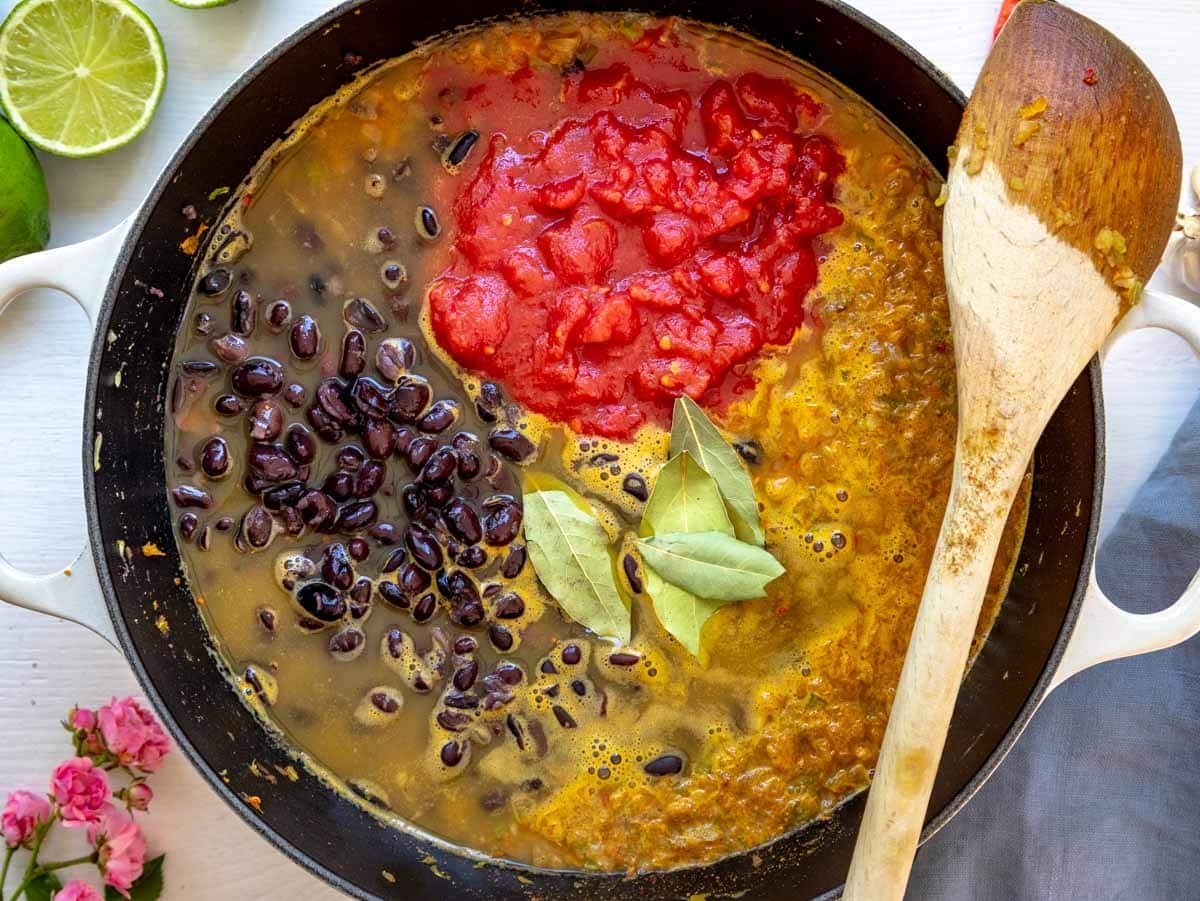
[0, 1, 1196, 897]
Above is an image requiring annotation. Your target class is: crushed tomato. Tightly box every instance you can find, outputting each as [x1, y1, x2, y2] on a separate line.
[428, 42, 844, 438]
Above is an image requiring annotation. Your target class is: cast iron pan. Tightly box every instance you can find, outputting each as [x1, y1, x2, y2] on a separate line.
[83, 0, 1100, 897]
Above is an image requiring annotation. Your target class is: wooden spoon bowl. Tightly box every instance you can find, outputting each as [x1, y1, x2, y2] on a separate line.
[845, 2, 1181, 897]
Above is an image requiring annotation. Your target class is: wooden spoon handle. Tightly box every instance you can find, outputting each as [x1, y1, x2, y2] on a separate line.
[844, 445, 1029, 899]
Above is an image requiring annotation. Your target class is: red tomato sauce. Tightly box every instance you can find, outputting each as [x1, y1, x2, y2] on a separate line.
[427, 32, 845, 438]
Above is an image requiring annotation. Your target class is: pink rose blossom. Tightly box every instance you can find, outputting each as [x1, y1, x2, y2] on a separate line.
[2, 789, 52, 847]
[126, 782, 153, 812]
[51, 758, 110, 827]
[54, 881, 103, 901]
[70, 707, 97, 732]
[97, 698, 170, 773]
[88, 806, 146, 899]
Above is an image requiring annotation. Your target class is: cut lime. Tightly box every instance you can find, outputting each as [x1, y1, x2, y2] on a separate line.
[168, 0, 240, 7]
[0, 0, 167, 157]
[0, 116, 50, 261]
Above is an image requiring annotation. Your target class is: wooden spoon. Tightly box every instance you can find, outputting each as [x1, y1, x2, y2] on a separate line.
[844, 2, 1181, 897]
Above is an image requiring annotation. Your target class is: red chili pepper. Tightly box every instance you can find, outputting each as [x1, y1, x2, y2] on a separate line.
[993, 0, 1021, 40]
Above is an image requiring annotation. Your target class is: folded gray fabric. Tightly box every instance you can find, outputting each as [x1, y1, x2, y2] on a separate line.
[906, 396, 1200, 900]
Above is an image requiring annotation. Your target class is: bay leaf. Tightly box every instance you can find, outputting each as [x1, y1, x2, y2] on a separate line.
[669, 396, 764, 545]
[644, 560, 729, 658]
[642, 451, 733, 538]
[523, 488, 630, 641]
[636, 531, 784, 601]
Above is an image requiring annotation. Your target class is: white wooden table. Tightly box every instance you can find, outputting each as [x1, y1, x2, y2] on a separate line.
[0, 0, 1196, 897]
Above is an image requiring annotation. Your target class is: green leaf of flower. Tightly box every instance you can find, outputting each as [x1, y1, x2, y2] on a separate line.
[106, 854, 164, 901]
[669, 396, 763, 545]
[642, 451, 733, 538]
[636, 531, 784, 601]
[643, 561, 729, 658]
[25, 873, 62, 901]
[523, 489, 630, 642]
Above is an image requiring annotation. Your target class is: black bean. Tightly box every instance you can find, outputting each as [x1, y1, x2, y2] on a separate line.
[482, 690, 514, 711]
[489, 624, 514, 651]
[199, 268, 232, 296]
[501, 544, 526, 579]
[444, 691, 479, 710]
[194, 312, 215, 336]
[733, 439, 762, 465]
[354, 460, 386, 498]
[297, 490, 337, 530]
[210, 333, 248, 364]
[425, 482, 454, 507]
[322, 543, 354, 589]
[444, 130, 480, 168]
[306, 406, 344, 444]
[313, 380, 352, 425]
[405, 524, 443, 570]
[561, 644, 582, 665]
[344, 297, 387, 333]
[609, 651, 640, 667]
[172, 484, 213, 509]
[476, 381, 503, 421]
[290, 315, 321, 359]
[455, 449, 481, 480]
[262, 480, 304, 511]
[389, 377, 432, 422]
[349, 540, 370, 566]
[358, 417, 393, 459]
[369, 521, 401, 545]
[349, 576, 373, 605]
[488, 428, 536, 463]
[540, 659, 557, 675]
[375, 338, 414, 381]
[378, 548, 405, 574]
[457, 545, 487, 569]
[440, 741, 463, 766]
[371, 691, 400, 714]
[416, 205, 441, 241]
[401, 484, 426, 519]
[393, 426, 417, 457]
[493, 663, 523, 685]
[437, 569, 479, 605]
[418, 399, 460, 433]
[622, 473, 648, 502]
[377, 580, 409, 608]
[338, 500, 378, 531]
[419, 447, 458, 485]
[399, 562, 431, 595]
[324, 471, 354, 500]
[248, 443, 298, 482]
[589, 452, 620, 466]
[437, 710, 471, 731]
[199, 436, 230, 478]
[452, 636, 476, 655]
[453, 660, 479, 691]
[380, 261, 408, 292]
[340, 329, 366, 378]
[451, 598, 485, 627]
[282, 425, 315, 465]
[297, 581, 345, 621]
[266, 300, 291, 332]
[622, 553, 643, 593]
[179, 512, 199, 540]
[644, 754, 684, 776]
[406, 436, 438, 473]
[283, 383, 306, 407]
[256, 606, 277, 633]
[571, 679, 586, 697]
[551, 705, 577, 729]
[328, 627, 366, 660]
[283, 506, 305, 536]
[232, 358, 284, 397]
[182, 359, 219, 376]
[248, 400, 284, 441]
[243, 665, 269, 701]
[412, 592, 438, 622]
[482, 497, 523, 546]
[492, 592, 525, 620]
[231, 289, 257, 335]
[214, 394, 244, 416]
[215, 516, 235, 532]
[350, 376, 391, 419]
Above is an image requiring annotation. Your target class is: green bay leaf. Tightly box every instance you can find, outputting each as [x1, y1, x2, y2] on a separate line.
[669, 396, 764, 545]
[642, 451, 733, 537]
[636, 531, 784, 601]
[523, 489, 630, 642]
[644, 561, 729, 658]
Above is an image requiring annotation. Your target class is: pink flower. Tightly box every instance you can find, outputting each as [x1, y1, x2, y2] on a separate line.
[88, 806, 146, 899]
[97, 698, 170, 773]
[126, 782, 153, 812]
[2, 789, 52, 848]
[70, 707, 97, 732]
[51, 758, 110, 827]
[54, 881, 102, 901]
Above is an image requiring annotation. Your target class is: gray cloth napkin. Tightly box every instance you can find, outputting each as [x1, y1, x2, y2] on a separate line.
[906, 397, 1200, 900]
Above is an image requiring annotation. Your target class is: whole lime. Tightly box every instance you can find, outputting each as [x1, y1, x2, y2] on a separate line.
[0, 115, 49, 263]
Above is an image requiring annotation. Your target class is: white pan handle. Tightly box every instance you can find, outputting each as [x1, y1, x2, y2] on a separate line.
[0, 219, 132, 647]
[1050, 288, 1200, 690]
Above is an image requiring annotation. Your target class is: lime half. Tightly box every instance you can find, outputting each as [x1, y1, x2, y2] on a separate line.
[0, 0, 167, 157]
[0, 116, 50, 262]
[168, 0, 240, 7]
